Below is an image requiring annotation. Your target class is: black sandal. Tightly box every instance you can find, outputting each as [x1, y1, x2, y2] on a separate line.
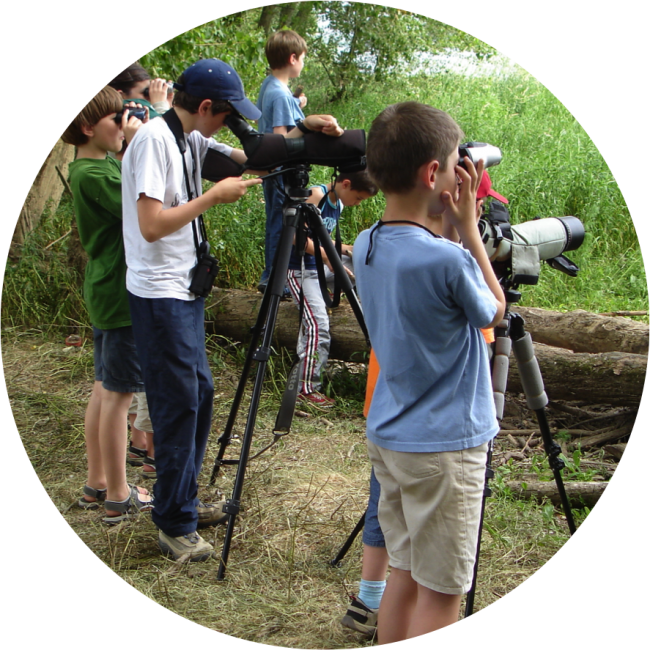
[127, 445, 147, 467]
[141, 456, 156, 479]
[78, 485, 107, 510]
[103, 485, 154, 525]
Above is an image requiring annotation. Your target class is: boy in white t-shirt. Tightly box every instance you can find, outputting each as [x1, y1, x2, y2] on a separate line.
[122, 58, 343, 562]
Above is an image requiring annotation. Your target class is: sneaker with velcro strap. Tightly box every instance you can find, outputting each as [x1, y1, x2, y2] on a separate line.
[340, 595, 378, 636]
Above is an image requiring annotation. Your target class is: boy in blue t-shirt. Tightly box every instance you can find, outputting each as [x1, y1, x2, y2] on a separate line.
[353, 101, 506, 642]
[287, 170, 377, 407]
[256, 29, 308, 292]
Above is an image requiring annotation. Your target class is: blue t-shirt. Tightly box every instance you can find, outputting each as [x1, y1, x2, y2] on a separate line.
[353, 224, 499, 453]
[289, 185, 343, 270]
[257, 75, 305, 134]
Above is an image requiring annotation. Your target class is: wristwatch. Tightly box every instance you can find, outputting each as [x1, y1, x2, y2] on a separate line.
[295, 119, 312, 134]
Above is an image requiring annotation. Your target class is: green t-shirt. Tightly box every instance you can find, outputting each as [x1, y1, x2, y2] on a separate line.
[68, 157, 131, 329]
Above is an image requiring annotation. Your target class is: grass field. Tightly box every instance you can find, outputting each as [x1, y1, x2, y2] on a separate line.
[5, 330, 598, 647]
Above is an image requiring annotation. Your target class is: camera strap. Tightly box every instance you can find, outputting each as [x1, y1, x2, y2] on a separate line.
[364, 220, 441, 265]
[162, 109, 209, 257]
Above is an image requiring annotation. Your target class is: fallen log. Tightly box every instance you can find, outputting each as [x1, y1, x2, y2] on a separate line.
[205, 289, 647, 405]
[505, 480, 606, 509]
[506, 344, 647, 407]
[206, 287, 370, 362]
[513, 307, 648, 355]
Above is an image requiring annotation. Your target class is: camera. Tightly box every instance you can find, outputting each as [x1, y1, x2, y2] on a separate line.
[189, 240, 220, 298]
[113, 108, 146, 124]
[459, 142, 502, 170]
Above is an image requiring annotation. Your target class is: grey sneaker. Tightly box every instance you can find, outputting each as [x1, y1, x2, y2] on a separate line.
[197, 500, 228, 528]
[341, 596, 378, 636]
[158, 530, 215, 562]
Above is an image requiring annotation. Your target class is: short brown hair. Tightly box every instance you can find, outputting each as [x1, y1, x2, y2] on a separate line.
[265, 29, 307, 69]
[61, 86, 123, 147]
[335, 169, 379, 196]
[366, 102, 463, 195]
[172, 72, 232, 115]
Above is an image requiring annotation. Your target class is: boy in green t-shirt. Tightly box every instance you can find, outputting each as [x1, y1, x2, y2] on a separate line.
[62, 86, 154, 523]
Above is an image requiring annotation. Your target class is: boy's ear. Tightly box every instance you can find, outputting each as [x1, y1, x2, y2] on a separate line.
[340, 179, 352, 190]
[81, 123, 95, 138]
[422, 160, 440, 189]
[197, 99, 213, 115]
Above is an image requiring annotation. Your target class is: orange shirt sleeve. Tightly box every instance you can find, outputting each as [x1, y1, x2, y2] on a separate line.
[363, 349, 380, 418]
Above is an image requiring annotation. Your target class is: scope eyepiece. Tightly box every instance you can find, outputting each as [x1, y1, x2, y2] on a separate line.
[459, 142, 502, 170]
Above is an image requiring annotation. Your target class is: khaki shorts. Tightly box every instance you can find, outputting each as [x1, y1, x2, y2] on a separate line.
[128, 392, 153, 433]
[367, 439, 489, 595]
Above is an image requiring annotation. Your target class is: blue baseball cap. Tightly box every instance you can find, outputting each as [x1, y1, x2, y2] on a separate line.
[173, 59, 261, 121]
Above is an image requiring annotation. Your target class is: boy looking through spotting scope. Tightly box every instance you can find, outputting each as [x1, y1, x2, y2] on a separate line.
[121, 58, 343, 562]
[287, 170, 378, 407]
[353, 101, 506, 642]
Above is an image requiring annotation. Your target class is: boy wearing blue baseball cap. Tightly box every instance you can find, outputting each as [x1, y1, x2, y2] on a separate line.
[122, 58, 341, 561]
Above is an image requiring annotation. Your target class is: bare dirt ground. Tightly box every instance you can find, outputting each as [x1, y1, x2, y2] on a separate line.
[3, 329, 631, 648]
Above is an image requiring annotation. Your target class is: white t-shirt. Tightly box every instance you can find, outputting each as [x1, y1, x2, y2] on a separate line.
[121, 116, 232, 300]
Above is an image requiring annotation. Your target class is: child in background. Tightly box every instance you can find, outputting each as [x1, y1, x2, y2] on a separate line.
[61, 86, 153, 523]
[256, 29, 308, 293]
[109, 61, 173, 118]
[287, 170, 378, 407]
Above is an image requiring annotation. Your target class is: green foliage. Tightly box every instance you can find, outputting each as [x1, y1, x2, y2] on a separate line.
[2, 194, 87, 333]
[140, 11, 268, 91]
[5, 9, 646, 330]
[139, 4, 497, 102]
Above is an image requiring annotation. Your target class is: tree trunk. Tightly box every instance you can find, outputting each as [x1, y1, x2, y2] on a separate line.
[205, 289, 647, 406]
[505, 480, 607, 508]
[11, 139, 74, 258]
[257, 5, 277, 35]
[514, 306, 648, 355]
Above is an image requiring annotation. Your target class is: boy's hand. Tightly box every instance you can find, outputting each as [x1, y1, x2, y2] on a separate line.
[206, 176, 263, 205]
[440, 157, 484, 233]
[341, 243, 354, 257]
[122, 109, 143, 144]
[304, 115, 344, 137]
[298, 93, 307, 109]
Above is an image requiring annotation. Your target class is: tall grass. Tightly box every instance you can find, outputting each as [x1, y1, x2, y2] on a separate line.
[2, 195, 87, 333]
[3, 68, 646, 331]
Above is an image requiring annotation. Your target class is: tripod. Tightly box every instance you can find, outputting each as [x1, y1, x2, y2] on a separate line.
[330, 287, 577, 615]
[209, 165, 369, 580]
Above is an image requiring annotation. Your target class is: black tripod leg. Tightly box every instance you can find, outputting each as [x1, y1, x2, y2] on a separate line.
[309, 216, 369, 342]
[465, 323, 511, 617]
[509, 313, 577, 534]
[464, 443, 494, 618]
[330, 511, 366, 567]
[210, 281, 275, 485]
[217, 208, 300, 581]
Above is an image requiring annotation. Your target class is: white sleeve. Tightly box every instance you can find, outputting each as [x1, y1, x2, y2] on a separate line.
[131, 131, 169, 203]
[190, 132, 233, 164]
